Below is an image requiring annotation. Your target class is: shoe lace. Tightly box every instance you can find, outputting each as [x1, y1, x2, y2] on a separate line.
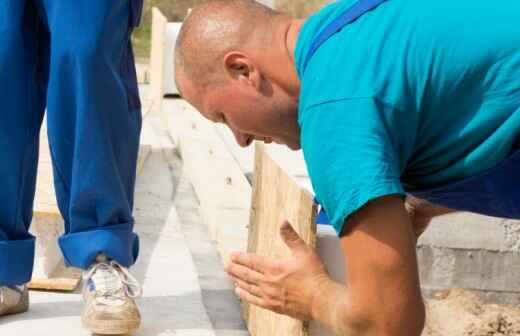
[83, 260, 142, 301]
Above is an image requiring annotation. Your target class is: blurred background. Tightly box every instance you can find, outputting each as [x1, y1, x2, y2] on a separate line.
[132, 0, 332, 61]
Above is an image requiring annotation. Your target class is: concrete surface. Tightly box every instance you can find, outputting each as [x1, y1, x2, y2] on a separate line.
[0, 111, 248, 335]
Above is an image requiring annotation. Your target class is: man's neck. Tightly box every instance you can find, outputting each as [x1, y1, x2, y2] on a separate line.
[286, 19, 305, 67]
[284, 18, 305, 97]
[256, 17, 304, 99]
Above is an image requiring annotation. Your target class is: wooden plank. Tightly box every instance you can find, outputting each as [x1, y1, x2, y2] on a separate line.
[135, 62, 149, 84]
[149, 7, 168, 118]
[137, 143, 151, 174]
[28, 264, 81, 292]
[245, 143, 318, 336]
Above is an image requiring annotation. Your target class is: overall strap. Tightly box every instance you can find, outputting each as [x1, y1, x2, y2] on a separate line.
[303, 0, 389, 71]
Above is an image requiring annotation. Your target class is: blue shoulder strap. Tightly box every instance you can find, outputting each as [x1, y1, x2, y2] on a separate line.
[303, 0, 388, 72]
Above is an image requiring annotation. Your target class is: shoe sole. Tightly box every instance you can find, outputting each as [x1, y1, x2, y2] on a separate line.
[81, 316, 140, 335]
[0, 290, 29, 317]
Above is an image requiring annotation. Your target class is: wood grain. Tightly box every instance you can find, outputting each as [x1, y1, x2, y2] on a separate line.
[245, 143, 317, 336]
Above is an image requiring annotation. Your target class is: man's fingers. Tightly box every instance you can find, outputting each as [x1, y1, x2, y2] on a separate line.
[280, 220, 306, 253]
[235, 286, 267, 308]
[229, 275, 263, 298]
[226, 261, 265, 284]
[229, 251, 271, 273]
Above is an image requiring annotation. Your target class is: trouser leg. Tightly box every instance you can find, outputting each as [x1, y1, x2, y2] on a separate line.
[0, 0, 47, 285]
[40, 0, 143, 269]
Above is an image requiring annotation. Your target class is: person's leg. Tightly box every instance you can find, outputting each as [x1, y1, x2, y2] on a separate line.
[0, 0, 46, 287]
[40, 0, 143, 333]
[41, 0, 142, 270]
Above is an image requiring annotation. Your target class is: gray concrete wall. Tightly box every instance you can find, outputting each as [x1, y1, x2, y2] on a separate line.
[418, 214, 520, 305]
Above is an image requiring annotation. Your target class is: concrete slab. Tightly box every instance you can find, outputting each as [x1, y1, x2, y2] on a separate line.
[418, 212, 510, 252]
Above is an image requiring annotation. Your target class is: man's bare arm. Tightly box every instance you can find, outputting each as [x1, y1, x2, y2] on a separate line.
[311, 195, 425, 335]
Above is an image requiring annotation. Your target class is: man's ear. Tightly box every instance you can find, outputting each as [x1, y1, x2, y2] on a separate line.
[223, 51, 262, 91]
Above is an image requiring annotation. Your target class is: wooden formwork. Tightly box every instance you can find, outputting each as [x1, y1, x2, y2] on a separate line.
[244, 143, 318, 336]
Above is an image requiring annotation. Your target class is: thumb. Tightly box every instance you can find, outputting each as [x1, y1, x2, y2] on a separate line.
[280, 220, 306, 253]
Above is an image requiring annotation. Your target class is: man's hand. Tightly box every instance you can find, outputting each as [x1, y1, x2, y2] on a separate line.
[225, 220, 330, 320]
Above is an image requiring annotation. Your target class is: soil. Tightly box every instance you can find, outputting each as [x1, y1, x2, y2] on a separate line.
[423, 289, 520, 336]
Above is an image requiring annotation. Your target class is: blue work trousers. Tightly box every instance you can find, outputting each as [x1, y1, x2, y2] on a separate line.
[0, 0, 143, 285]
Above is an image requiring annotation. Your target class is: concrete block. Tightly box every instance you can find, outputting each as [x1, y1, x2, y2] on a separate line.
[163, 23, 182, 95]
[30, 214, 64, 279]
[33, 127, 63, 278]
[214, 125, 315, 193]
[418, 212, 518, 252]
[418, 245, 520, 303]
[166, 99, 252, 262]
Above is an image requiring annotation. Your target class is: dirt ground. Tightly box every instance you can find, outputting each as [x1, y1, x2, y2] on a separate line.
[423, 289, 520, 335]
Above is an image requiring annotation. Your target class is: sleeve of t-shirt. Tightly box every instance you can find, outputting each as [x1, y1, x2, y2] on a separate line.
[299, 98, 405, 235]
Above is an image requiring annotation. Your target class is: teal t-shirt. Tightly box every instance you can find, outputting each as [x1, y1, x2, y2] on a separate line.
[295, 0, 520, 234]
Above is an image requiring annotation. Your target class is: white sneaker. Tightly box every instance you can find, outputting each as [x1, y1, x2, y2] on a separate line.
[81, 255, 142, 334]
[0, 285, 29, 316]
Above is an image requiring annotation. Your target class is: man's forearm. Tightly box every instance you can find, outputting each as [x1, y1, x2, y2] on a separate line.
[310, 277, 372, 335]
[310, 275, 425, 336]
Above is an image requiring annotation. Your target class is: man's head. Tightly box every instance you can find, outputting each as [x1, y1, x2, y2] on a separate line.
[175, 0, 303, 150]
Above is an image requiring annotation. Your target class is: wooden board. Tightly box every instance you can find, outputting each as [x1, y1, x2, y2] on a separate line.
[149, 7, 168, 118]
[28, 264, 81, 292]
[245, 143, 318, 336]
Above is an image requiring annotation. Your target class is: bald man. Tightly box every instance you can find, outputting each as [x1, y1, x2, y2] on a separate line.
[174, 0, 520, 335]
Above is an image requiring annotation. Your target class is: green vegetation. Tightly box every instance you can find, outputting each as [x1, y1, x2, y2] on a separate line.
[132, 0, 206, 61]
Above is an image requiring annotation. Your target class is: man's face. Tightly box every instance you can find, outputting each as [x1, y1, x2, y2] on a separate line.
[177, 71, 301, 150]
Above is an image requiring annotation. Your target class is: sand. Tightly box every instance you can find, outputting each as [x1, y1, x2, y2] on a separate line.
[423, 289, 520, 336]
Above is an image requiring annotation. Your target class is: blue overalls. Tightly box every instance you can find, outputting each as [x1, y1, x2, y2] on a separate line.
[306, 0, 520, 224]
[0, 0, 143, 285]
